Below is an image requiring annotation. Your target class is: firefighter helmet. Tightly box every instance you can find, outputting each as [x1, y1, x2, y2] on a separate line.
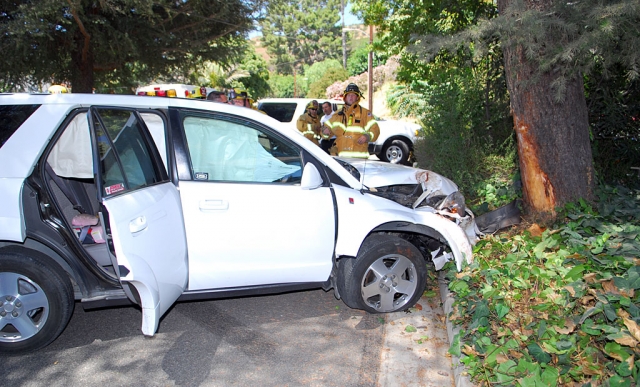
[343, 83, 364, 99]
[306, 100, 319, 111]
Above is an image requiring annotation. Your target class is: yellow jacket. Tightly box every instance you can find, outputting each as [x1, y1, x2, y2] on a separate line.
[296, 112, 321, 145]
[325, 104, 379, 158]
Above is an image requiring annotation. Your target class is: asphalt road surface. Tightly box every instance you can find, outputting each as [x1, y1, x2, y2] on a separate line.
[1, 288, 388, 387]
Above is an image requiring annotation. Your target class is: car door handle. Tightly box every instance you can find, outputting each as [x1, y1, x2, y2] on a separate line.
[199, 200, 229, 211]
[129, 216, 148, 234]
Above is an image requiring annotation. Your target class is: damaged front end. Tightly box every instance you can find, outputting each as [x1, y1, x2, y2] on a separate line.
[334, 158, 520, 270]
[367, 170, 480, 246]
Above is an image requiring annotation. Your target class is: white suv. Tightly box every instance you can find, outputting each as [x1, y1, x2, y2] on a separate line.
[257, 98, 420, 164]
[0, 93, 475, 353]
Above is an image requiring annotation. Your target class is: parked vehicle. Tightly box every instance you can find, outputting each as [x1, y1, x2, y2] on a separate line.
[135, 84, 215, 99]
[257, 97, 420, 164]
[0, 93, 476, 353]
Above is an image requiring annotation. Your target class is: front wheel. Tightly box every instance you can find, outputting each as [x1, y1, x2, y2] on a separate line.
[0, 248, 74, 353]
[380, 139, 410, 165]
[341, 235, 427, 313]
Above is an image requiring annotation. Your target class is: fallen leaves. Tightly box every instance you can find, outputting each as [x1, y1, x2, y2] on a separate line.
[405, 325, 418, 333]
[554, 319, 576, 335]
[623, 318, 640, 342]
[528, 224, 545, 237]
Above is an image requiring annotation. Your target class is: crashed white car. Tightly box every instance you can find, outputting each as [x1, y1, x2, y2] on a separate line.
[0, 93, 475, 353]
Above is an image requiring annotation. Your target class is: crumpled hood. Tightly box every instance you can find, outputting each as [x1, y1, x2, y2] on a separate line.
[336, 158, 459, 196]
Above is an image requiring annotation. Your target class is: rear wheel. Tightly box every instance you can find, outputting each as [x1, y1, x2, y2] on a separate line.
[380, 139, 410, 165]
[341, 235, 427, 313]
[0, 248, 74, 353]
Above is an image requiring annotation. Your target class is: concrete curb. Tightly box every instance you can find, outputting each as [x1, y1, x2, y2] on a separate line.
[438, 271, 474, 387]
[378, 292, 454, 386]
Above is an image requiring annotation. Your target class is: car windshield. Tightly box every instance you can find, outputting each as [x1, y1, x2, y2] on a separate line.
[333, 157, 361, 182]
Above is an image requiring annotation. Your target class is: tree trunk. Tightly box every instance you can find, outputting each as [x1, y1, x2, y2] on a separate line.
[70, 27, 94, 93]
[498, 0, 595, 216]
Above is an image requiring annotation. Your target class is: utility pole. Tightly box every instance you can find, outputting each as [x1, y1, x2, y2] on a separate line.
[293, 65, 297, 98]
[368, 25, 373, 112]
[341, 0, 346, 69]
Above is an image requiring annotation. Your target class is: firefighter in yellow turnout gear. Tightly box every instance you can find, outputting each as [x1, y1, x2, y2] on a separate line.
[323, 84, 379, 159]
[296, 100, 322, 145]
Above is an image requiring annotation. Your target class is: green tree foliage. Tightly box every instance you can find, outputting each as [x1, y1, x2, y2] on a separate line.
[396, 53, 515, 201]
[304, 59, 345, 88]
[408, 0, 640, 212]
[308, 67, 349, 98]
[191, 46, 270, 99]
[0, 0, 259, 93]
[259, 0, 343, 75]
[586, 66, 640, 189]
[267, 73, 295, 97]
[232, 45, 271, 99]
[351, 0, 495, 82]
[198, 62, 249, 91]
[353, 0, 513, 204]
[411, 0, 640, 102]
[346, 44, 388, 76]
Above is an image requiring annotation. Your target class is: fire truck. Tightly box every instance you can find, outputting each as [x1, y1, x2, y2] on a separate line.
[135, 84, 216, 99]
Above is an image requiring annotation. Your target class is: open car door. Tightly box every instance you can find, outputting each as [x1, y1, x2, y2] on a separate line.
[89, 107, 188, 336]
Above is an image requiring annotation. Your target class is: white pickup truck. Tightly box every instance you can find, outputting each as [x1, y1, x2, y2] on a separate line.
[258, 98, 421, 164]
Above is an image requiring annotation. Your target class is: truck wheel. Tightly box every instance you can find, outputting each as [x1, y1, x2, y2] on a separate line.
[380, 139, 410, 164]
[341, 235, 426, 313]
[0, 248, 74, 353]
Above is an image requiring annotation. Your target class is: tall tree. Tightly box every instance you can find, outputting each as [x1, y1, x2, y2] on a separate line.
[360, 0, 640, 215]
[495, 0, 595, 215]
[0, 0, 261, 93]
[194, 45, 270, 99]
[423, 0, 639, 214]
[259, 0, 342, 74]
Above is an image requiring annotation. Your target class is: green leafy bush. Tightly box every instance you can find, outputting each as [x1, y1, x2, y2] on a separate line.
[446, 185, 640, 386]
[386, 56, 517, 210]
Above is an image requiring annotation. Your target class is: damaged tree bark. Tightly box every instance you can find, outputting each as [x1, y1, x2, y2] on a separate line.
[498, 0, 595, 216]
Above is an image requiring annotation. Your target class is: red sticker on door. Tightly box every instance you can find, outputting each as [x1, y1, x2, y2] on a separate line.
[105, 183, 125, 195]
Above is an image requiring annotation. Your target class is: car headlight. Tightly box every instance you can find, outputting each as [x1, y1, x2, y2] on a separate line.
[436, 191, 466, 217]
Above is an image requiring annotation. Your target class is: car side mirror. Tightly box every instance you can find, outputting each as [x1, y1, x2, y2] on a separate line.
[300, 163, 323, 190]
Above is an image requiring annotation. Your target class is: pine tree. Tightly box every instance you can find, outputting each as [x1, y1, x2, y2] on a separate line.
[259, 0, 343, 74]
[0, 0, 260, 92]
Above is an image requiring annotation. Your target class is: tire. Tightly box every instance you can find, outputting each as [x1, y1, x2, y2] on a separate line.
[380, 139, 410, 165]
[341, 235, 427, 313]
[0, 248, 74, 353]
[336, 258, 359, 308]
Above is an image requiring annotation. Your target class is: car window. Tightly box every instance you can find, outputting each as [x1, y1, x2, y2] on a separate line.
[182, 115, 302, 184]
[257, 102, 298, 123]
[0, 104, 40, 149]
[92, 108, 166, 196]
[140, 112, 168, 172]
[48, 112, 93, 179]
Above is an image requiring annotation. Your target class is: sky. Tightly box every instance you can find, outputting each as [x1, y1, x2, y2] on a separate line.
[249, 3, 362, 39]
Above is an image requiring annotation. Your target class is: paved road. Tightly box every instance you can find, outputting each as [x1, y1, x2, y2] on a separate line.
[1, 289, 387, 387]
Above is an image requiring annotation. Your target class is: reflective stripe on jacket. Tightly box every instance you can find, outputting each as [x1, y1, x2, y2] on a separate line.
[296, 113, 321, 145]
[326, 104, 380, 158]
